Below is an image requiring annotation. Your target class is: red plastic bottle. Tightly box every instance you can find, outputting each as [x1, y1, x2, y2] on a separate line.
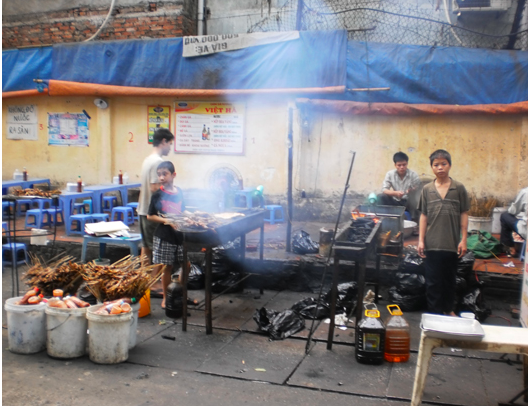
[77, 176, 83, 192]
[118, 170, 123, 185]
[23, 167, 28, 181]
[384, 304, 410, 363]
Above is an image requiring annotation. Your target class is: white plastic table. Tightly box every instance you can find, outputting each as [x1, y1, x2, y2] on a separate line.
[411, 324, 528, 406]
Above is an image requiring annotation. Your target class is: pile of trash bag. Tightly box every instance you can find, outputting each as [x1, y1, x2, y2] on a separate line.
[458, 287, 491, 322]
[399, 247, 425, 275]
[292, 230, 319, 254]
[253, 307, 305, 340]
[388, 272, 427, 312]
[290, 282, 358, 320]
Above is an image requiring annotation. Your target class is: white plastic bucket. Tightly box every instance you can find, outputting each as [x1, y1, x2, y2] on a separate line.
[45, 305, 88, 358]
[468, 216, 492, 233]
[31, 228, 48, 246]
[492, 207, 507, 234]
[5, 297, 47, 354]
[129, 302, 140, 350]
[86, 304, 132, 364]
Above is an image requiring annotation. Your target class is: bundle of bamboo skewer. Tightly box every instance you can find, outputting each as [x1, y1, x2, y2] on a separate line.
[23, 254, 84, 296]
[468, 194, 498, 218]
[80, 255, 161, 302]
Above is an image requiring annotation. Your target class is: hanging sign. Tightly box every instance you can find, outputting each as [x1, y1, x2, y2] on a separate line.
[182, 31, 299, 57]
[174, 102, 245, 155]
[148, 105, 171, 144]
[7, 105, 38, 140]
[48, 112, 89, 146]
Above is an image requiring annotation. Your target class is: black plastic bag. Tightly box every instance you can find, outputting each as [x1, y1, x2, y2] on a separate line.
[393, 273, 426, 295]
[206, 239, 242, 281]
[77, 283, 98, 305]
[253, 307, 305, 340]
[459, 288, 491, 322]
[187, 263, 204, 290]
[455, 276, 468, 295]
[399, 248, 425, 275]
[211, 271, 244, 293]
[323, 281, 358, 314]
[290, 297, 331, 320]
[388, 286, 427, 312]
[175, 263, 205, 290]
[292, 230, 319, 254]
[456, 251, 479, 288]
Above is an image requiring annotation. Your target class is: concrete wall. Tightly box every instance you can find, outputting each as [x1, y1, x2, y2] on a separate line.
[3, 94, 526, 220]
[2, 94, 291, 198]
[294, 111, 528, 219]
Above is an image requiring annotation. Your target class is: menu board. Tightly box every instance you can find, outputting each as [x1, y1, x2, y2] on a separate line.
[174, 102, 245, 155]
[148, 105, 171, 144]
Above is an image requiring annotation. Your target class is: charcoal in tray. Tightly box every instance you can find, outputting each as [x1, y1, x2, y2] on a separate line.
[346, 218, 375, 243]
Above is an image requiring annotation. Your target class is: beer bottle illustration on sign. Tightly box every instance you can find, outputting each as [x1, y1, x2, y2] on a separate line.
[206, 127, 211, 140]
[202, 124, 207, 140]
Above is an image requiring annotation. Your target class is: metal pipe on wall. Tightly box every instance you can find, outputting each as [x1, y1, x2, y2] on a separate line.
[286, 107, 293, 252]
[197, 0, 205, 35]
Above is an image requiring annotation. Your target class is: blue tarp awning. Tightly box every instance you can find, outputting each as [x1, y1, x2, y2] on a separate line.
[3, 30, 528, 105]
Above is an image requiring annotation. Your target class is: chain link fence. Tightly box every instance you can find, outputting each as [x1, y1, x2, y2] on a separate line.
[247, 0, 528, 50]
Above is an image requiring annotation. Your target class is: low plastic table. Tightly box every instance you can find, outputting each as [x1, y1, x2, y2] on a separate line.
[81, 233, 142, 262]
[411, 323, 528, 405]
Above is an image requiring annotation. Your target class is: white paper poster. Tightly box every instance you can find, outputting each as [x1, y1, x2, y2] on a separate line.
[7, 105, 38, 140]
[174, 102, 245, 155]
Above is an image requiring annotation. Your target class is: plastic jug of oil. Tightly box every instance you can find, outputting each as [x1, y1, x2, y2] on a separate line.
[165, 274, 183, 319]
[384, 304, 410, 363]
[355, 308, 385, 364]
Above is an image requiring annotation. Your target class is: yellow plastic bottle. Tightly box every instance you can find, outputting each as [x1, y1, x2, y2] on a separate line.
[384, 304, 410, 363]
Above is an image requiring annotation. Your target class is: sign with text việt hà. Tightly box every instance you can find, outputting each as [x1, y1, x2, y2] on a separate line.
[7, 105, 38, 140]
[148, 105, 171, 144]
[48, 112, 89, 146]
[174, 102, 245, 155]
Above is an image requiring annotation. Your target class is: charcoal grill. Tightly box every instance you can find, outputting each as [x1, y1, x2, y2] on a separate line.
[173, 208, 266, 334]
[327, 217, 382, 349]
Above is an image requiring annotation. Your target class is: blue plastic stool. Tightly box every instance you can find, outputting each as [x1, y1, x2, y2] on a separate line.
[2, 201, 15, 218]
[111, 206, 135, 225]
[25, 209, 50, 229]
[46, 203, 64, 226]
[264, 205, 285, 225]
[69, 214, 94, 235]
[2, 242, 29, 266]
[73, 202, 87, 214]
[103, 196, 118, 213]
[16, 199, 33, 217]
[82, 199, 93, 214]
[91, 213, 109, 222]
[126, 202, 139, 221]
[35, 198, 52, 210]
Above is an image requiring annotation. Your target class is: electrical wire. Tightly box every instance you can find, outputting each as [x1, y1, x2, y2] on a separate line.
[84, 0, 116, 42]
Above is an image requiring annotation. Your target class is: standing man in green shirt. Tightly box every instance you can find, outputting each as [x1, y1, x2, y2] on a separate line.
[417, 149, 469, 316]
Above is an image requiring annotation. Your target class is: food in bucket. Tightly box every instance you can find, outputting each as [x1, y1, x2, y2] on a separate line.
[15, 287, 40, 305]
[94, 299, 132, 315]
[48, 295, 90, 309]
